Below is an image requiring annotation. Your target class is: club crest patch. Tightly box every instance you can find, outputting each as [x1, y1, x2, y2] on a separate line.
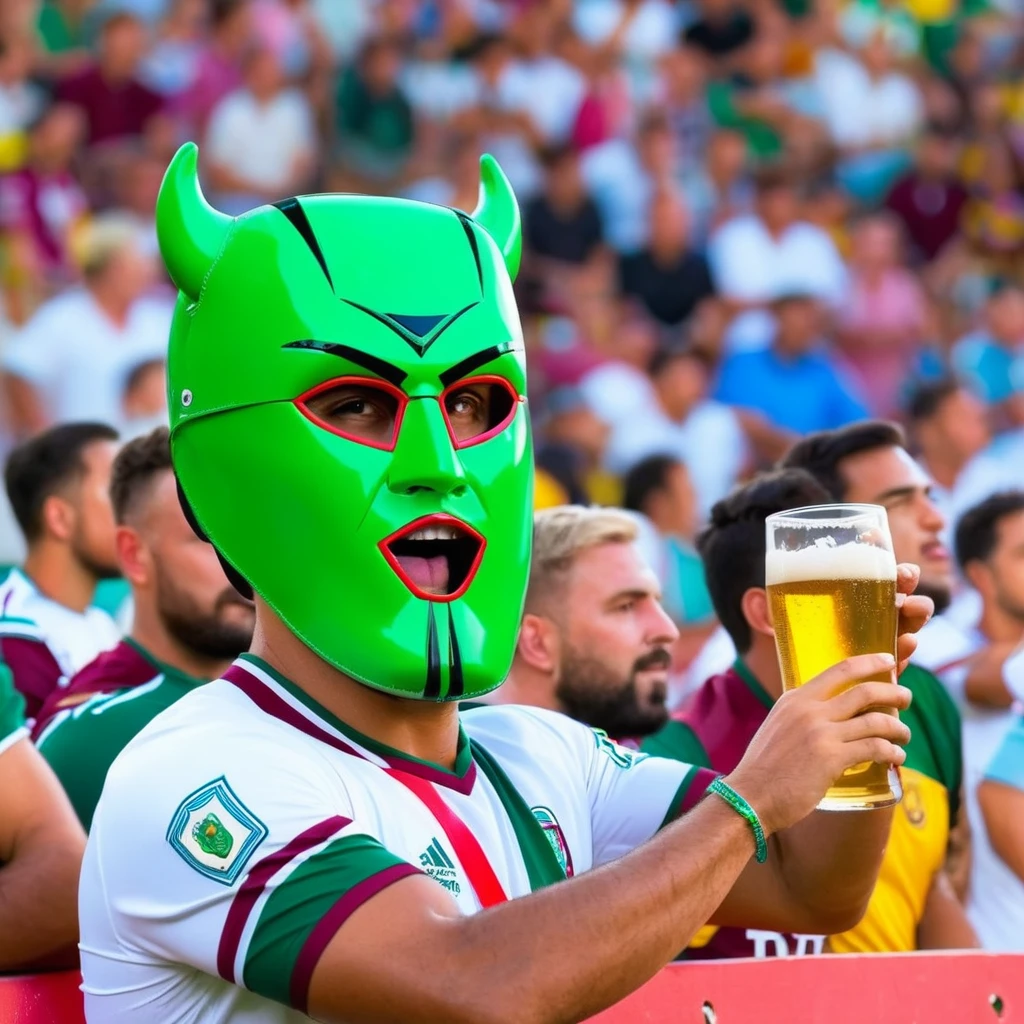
[166, 777, 267, 885]
[531, 805, 574, 877]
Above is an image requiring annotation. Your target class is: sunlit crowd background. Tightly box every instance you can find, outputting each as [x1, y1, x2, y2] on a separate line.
[1, 0, 1024, 959]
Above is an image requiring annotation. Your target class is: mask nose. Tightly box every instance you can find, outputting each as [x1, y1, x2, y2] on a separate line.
[387, 397, 468, 497]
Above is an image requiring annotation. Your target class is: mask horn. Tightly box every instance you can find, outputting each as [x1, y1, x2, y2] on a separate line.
[156, 142, 232, 300]
[472, 154, 522, 282]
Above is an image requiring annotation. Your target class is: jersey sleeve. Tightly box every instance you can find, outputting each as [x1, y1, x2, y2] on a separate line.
[89, 719, 422, 1016]
[582, 726, 717, 867]
[0, 619, 64, 721]
[984, 716, 1024, 791]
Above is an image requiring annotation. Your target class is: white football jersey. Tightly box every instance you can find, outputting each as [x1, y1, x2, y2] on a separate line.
[80, 654, 709, 1023]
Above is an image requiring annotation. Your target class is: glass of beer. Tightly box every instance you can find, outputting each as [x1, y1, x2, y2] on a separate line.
[765, 504, 902, 811]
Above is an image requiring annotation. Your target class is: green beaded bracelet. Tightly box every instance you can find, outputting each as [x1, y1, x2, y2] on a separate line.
[709, 777, 768, 864]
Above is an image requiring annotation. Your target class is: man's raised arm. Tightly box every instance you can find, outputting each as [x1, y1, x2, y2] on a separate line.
[308, 653, 909, 1024]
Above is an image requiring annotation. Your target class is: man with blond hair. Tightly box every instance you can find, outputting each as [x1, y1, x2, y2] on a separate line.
[492, 505, 679, 739]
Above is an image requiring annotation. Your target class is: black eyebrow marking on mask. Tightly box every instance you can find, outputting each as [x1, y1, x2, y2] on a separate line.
[447, 605, 463, 699]
[274, 198, 333, 292]
[454, 211, 483, 293]
[282, 341, 407, 387]
[439, 342, 517, 388]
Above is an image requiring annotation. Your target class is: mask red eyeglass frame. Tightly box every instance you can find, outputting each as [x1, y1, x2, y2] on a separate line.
[294, 374, 523, 452]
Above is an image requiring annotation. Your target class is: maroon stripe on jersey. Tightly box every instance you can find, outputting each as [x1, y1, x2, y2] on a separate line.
[217, 815, 351, 983]
[32, 640, 158, 739]
[224, 663, 478, 795]
[289, 862, 422, 1013]
[0, 636, 63, 720]
[680, 767, 718, 814]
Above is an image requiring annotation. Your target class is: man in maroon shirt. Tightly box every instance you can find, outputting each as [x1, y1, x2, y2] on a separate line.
[55, 11, 168, 149]
[885, 126, 967, 264]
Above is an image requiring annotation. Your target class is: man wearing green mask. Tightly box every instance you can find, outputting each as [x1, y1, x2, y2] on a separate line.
[80, 142, 926, 1023]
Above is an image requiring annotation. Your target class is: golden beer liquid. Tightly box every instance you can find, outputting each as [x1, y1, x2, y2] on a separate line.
[768, 576, 901, 810]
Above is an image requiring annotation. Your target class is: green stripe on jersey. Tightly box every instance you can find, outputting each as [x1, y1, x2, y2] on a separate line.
[899, 663, 963, 819]
[242, 833, 409, 1007]
[641, 720, 710, 767]
[471, 740, 566, 891]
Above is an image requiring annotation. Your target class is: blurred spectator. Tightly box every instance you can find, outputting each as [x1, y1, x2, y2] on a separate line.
[682, 0, 755, 63]
[535, 386, 615, 507]
[907, 377, 992, 532]
[120, 357, 166, 439]
[34, 427, 254, 829]
[622, 453, 714, 626]
[683, 127, 753, 244]
[140, 0, 207, 98]
[524, 143, 605, 279]
[714, 292, 869, 435]
[0, 103, 88, 290]
[1, 215, 170, 436]
[175, 0, 253, 134]
[816, 32, 923, 203]
[0, 423, 120, 720]
[952, 282, 1024, 418]
[494, 504, 676, 740]
[55, 10, 167, 149]
[404, 131, 481, 212]
[34, 0, 96, 74]
[950, 494, 1024, 950]
[0, 33, 46, 172]
[837, 213, 929, 417]
[708, 166, 847, 351]
[582, 107, 677, 253]
[204, 43, 316, 213]
[960, 135, 1024, 272]
[604, 345, 748, 518]
[979, 712, 1024, 951]
[334, 34, 415, 192]
[885, 125, 968, 264]
[618, 189, 715, 327]
[706, 31, 825, 168]
[657, 45, 713, 178]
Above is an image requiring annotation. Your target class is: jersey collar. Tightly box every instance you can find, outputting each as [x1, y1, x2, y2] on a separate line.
[125, 637, 208, 688]
[229, 654, 476, 794]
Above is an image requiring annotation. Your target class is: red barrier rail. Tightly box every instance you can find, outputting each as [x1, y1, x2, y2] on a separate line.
[0, 970, 83, 1024]
[591, 952, 1024, 1023]
[2, 955, 1022, 1022]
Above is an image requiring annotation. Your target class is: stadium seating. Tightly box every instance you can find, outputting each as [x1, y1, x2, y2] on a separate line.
[0, 970, 83, 1023]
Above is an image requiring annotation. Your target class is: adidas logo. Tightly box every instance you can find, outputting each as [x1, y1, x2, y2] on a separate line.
[419, 838, 461, 894]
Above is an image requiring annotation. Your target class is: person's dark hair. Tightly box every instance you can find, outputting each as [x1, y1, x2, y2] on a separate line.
[109, 427, 172, 525]
[648, 343, 715, 379]
[4, 423, 119, 542]
[210, 0, 247, 29]
[779, 421, 906, 501]
[954, 491, 1024, 572]
[538, 141, 576, 171]
[623, 454, 682, 516]
[906, 377, 962, 425]
[697, 469, 831, 652]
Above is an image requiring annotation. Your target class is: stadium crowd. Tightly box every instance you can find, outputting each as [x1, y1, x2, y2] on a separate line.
[0, 0, 1021, 990]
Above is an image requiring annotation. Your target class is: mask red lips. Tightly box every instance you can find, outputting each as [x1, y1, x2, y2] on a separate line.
[380, 515, 486, 602]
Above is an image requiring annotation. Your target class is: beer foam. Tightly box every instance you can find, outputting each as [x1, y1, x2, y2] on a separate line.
[765, 541, 897, 585]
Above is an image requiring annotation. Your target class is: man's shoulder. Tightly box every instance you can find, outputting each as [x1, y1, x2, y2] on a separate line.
[32, 640, 154, 737]
[462, 703, 593, 749]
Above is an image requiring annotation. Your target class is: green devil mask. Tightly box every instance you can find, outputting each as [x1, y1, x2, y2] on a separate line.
[157, 143, 532, 701]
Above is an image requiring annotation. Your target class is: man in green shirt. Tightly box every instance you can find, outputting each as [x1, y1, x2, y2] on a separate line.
[33, 427, 255, 829]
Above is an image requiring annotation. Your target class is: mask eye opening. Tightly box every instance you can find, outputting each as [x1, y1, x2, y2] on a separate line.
[440, 374, 522, 449]
[295, 375, 407, 451]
